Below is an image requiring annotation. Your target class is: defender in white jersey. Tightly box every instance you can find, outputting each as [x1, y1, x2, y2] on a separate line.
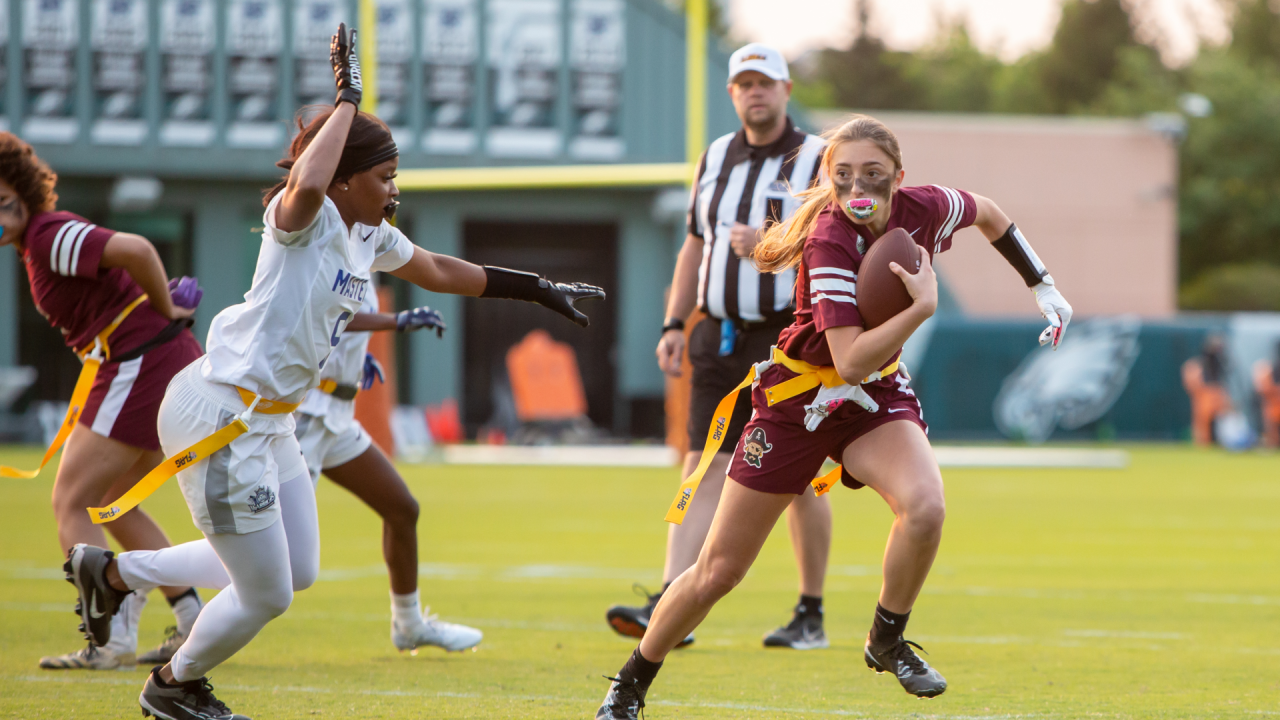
[65, 25, 603, 720]
[294, 289, 483, 653]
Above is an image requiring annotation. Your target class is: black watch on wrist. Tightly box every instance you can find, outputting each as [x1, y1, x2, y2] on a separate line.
[661, 318, 685, 335]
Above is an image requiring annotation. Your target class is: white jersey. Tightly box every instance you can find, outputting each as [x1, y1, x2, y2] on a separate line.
[295, 288, 377, 432]
[203, 194, 414, 404]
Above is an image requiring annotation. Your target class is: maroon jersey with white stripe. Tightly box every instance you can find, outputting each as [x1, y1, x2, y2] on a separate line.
[776, 185, 977, 385]
[20, 211, 171, 355]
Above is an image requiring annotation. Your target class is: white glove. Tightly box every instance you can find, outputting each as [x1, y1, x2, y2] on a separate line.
[803, 383, 879, 432]
[1033, 276, 1072, 349]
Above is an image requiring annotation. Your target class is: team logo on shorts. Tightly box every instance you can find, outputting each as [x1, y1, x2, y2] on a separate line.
[741, 427, 773, 468]
[247, 485, 276, 514]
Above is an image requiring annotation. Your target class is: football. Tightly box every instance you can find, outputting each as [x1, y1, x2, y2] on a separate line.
[856, 227, 922, 329]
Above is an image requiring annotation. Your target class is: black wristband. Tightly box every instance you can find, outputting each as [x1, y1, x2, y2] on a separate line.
[991, 223, 1049, 288]
[480, 266, 549, 302]
[661, 318, 685, 335]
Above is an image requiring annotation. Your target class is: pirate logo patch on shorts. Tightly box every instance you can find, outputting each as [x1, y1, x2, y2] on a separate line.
[247, 485, 276, 514]
[742, 427, 773, 468]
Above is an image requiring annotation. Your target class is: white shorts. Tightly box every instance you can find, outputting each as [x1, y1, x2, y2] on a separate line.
[158, 361, 309, 535]
[294, 411, 373, 485]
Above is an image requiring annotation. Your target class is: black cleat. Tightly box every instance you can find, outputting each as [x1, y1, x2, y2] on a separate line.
[139, 667, 250, 720]
[65, 544, 128, 647]
[606, 584, 693, 648]
[864, 637, 947, 698]
[595, 675, 648, 720]
[762, 605, 829, 650]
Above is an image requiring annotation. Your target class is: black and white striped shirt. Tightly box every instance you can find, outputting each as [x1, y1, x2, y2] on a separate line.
[687, 118, 825, 324]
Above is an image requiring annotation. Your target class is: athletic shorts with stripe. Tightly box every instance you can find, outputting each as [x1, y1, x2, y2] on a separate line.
[727, 364, 928, 495]
[77, 329, 203, 452]
[293, 411, 373, 485]
[158, 360, 308, 535]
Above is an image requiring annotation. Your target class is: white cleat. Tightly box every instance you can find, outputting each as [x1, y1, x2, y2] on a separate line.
[39, 643, 136, 670]
[392, 611, 483, 654]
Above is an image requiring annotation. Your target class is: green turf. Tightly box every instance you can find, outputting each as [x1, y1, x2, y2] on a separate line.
[1, 444, 1277, 718]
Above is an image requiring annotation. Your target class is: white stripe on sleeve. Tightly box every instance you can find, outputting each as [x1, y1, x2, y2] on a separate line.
[68, 224, 96, 276]
[934, 186, 962, 252]
[814, 293, 857, 305]
[809, 266, 857, 279]
[59, 223, 91, 276]
[49, 221, 82, 275]
[810, 277, 857, 295]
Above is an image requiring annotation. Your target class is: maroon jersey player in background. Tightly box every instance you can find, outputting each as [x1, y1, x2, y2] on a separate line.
[595, 114, 1073, 718]
[0, 133, 207, 670]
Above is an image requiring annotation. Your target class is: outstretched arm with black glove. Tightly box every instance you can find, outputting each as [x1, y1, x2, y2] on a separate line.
[389, 246, 604, 327]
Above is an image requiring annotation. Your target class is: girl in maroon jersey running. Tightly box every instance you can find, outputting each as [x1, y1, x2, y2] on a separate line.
[0, 133, 207, 670]
[595, 115, 1074, 717]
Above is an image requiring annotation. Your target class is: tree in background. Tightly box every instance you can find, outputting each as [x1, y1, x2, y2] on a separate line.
[796, 0, 924, 110]
[789, 0, 1280, 310]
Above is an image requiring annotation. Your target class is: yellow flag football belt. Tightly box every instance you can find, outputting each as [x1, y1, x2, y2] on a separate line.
[88, 388, 300, 524]
[664, 347, 899, 525]
[0, 294, 150, 480]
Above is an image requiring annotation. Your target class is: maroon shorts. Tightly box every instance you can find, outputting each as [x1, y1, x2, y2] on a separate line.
[727, 364, 928, 495]
[78, 330, 204, 452]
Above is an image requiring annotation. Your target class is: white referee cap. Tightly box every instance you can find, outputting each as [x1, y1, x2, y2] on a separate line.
[728, 43, 790, 83]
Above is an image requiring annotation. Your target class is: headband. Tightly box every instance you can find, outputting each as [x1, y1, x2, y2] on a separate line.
[336, 140, 399, 180]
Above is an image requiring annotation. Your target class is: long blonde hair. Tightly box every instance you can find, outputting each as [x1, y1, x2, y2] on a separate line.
[754, 114, 903, 272]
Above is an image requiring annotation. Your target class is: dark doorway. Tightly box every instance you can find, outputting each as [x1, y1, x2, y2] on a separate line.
[462, 221, 617, 438]
[18, 210, 193, 404]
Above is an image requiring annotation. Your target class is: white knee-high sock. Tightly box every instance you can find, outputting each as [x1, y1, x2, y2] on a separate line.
[116, 539, 231, 593]
[169, 474, 320, 682]
[103, 591, 146, 655]
[169, 522, 293, 682]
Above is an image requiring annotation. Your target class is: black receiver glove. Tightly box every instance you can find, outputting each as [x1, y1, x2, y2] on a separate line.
[330, 23, 362, 108]
[480, 266, 606, 328]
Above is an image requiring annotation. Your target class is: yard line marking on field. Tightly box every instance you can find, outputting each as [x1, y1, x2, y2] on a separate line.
[6, 675, 1060, 718]
[931, 447, 1128, 468]
[1063, 629, 1188, 640]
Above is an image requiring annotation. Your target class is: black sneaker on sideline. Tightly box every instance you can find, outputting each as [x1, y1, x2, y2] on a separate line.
[864, 637, 948, 698]
[595, 675, 648, 720]
[762, 606, 829, 650]
[64, 544, 127, 647]
[605, 584, 693, 648]
[139, 667, 250, 720]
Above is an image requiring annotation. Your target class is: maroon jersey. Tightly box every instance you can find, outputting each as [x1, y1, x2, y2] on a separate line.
[776, 185, 977, 385]
[20, 211, 172, 356]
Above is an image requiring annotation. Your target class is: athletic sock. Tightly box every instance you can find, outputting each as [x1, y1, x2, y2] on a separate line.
[797, 594, 823, 619]
[869, 603, 910, 647]
[104, 591, 146, 654]
[618, 646, 663, 687]
[391, 590, 424, 628]
[167, 588, 203, 637]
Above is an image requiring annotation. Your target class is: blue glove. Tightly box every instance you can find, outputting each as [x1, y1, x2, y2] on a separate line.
[361, 353, 384, 391]
[396, 306, 446, 338]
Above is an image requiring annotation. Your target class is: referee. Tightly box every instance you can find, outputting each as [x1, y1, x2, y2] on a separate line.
[607, 44, 833, 650]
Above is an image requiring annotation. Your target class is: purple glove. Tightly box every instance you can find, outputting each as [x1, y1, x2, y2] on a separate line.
[361, 353, 385, 391]
[168, 276, 203, 310]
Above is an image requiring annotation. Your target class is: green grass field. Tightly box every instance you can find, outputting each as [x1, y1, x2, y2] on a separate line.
[1, 444, 1278, 719]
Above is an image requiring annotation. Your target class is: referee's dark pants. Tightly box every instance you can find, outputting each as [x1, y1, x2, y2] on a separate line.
[686, 316, 790, 453]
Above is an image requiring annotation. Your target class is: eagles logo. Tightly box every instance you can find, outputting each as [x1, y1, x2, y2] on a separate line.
[247, 485, 276, 514]
[741, 427, 773, 468]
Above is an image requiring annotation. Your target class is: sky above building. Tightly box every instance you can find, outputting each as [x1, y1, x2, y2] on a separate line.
[729, 0, 1229, 64]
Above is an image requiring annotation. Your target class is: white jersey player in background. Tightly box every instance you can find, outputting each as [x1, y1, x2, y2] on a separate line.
[294, 287, 483, 653]
[62, 25, 603, 720]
